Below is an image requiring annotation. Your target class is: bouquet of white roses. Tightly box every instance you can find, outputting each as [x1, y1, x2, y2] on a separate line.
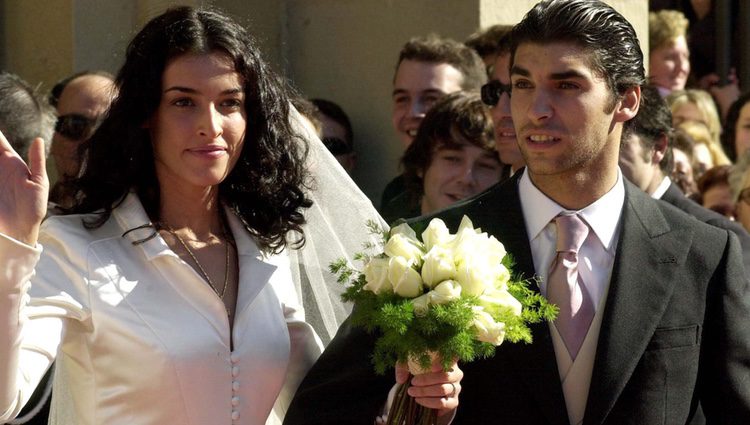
[331, 215, 556, 425]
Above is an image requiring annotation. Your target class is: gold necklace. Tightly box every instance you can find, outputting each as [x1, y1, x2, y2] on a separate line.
[163, 226, 230, 300]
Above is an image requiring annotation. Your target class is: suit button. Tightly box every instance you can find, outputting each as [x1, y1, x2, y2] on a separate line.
[230, 352, 239, 363]
[232, 366, 239, 377]
[231, 396, 240, 406]
[231, 410, 240, 421]
[232, 380, 240, 391]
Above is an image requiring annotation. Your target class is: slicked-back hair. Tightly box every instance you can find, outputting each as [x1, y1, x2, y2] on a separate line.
[0, 72, 55, 160]
[68, 6, 311, 254]
[401, 91, 497, 201]
[622, 85, 674, 174]
[509, 0, 645, 111]
[396, 34, 487, 91]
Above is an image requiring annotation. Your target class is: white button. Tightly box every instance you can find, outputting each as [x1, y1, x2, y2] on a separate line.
[230, 352, 239, 363]
[232, 366, 239, 377]
[231, 396, 240, 406]
[231, 411, 240, 420]
[232, 381, 240, 391]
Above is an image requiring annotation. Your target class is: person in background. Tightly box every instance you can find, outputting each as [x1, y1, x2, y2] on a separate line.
[48, 70, 116, 208]
[676, 119, 731, 179]
[0, 72, 54, 161]
[648, 9, 691, 97]
[722, 92, 750, 162]
[381, 91, 502, 224]
[480, 29, 524, 177]
[696, 164, 736, 218]
[0, 72, 55, 425]
[311, 98, 356, 175]
[381, 35, 486, 211]
[464, 24, 513, 74]
[667, 89, 724, 149]
[619, 84, 750, 272]
[730, 150, 750, 232]
[671, 127, 700, 196]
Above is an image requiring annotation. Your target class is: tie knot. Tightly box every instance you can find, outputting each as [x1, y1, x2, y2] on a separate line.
[554, 214, 589, 253]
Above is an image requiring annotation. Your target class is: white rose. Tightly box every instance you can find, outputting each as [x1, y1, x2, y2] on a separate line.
[390, 222, 419, 240]
[421, 246, 456, 288]
[455, 257, 496, 296]
[384, 233, 424, 265]
[485, 236, 507, 265]
[362, 257, 392, 294]
[411, 293, 431, 316]
[479, 287, 522, 317]
[421, 218, 452, 251]
[472, 307, 506, 346]
[388, 256, 423, 298]
[429, 280, 462, 305]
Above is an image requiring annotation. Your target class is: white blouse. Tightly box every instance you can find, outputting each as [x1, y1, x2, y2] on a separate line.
[0, 193, 323, 425]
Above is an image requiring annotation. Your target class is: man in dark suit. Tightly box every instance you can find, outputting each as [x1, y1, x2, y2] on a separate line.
[620, 84, 750, 275]
[284, 1, 750, 423]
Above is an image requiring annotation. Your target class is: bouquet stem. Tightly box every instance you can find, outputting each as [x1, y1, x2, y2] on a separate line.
[386, 374, 438, 425]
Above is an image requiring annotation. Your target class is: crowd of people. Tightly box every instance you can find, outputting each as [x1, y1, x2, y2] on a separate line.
[1, 0, 750, 424]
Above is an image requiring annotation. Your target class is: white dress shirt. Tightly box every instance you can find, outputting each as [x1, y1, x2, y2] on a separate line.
[519, 169, 624, 425]
[0, 193, 323, 425]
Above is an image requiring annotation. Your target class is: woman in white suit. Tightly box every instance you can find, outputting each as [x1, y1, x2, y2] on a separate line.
[0, 7, 350, 424]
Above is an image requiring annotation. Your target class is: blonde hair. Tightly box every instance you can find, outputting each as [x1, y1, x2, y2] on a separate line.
[667, 89, 723, 149]
[649, 10, 689, 52]
[677, 120, 732, 168]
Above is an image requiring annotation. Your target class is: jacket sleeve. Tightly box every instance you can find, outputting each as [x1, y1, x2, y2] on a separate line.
[699, 230, 750, 421]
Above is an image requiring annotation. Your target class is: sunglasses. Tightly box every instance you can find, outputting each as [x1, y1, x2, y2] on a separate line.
[55, 114, 99, 141]
[480, 80, 512, 107]
[322, 137, 352, 156]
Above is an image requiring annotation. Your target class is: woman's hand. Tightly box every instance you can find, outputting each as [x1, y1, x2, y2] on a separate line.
[0, 132, 48, 245]
[395, 358, 463, 417]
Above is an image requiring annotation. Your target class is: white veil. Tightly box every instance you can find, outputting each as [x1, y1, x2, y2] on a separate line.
[288, 108, 388, 345]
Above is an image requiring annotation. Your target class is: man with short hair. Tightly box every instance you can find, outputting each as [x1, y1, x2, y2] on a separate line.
[619, 85, 750, 273]
[381, 35, 486, 212]
[285, 1, 750, 423]
[0, 72, 55, 161]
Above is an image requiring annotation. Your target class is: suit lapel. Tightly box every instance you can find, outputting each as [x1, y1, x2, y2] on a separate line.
[583, 182, 693, 424]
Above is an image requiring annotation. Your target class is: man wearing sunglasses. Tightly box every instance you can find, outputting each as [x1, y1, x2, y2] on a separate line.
[480, 32, 525, 178]
[49, 71, 115, 206]
[312, 98, 356, 175]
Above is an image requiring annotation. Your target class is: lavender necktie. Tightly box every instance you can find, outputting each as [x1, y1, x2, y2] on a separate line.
[547, 214, 595, 360]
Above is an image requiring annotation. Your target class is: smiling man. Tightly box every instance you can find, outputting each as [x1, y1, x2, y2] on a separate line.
[284, 1, 750, 423]
[380, 35, 486, 212]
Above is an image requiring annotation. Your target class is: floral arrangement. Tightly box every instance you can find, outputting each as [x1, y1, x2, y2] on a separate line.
[331, 215, 556, 425]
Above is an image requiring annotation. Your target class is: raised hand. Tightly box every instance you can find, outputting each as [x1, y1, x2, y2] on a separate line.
[0, 132, 48, 245]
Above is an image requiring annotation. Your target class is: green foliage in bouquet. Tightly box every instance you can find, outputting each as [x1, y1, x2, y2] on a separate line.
[330, 216, 557, 375]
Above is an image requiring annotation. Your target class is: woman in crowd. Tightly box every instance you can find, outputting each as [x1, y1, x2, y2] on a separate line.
[731, 151, 750, 232]
[722, 92, 750, 162]
[648, 9, 690, 96]
[0, 6, 459, 424]
[676, 119, 731, 179]
[380, 91, 504, 224]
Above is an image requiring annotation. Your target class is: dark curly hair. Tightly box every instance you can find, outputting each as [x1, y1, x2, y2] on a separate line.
[67, 6, 311, 253]
[722, 92, 750, 162]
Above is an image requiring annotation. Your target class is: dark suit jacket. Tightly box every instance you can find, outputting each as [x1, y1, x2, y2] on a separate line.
[660, 181, 750, 275]
[285, 174, 750, 424]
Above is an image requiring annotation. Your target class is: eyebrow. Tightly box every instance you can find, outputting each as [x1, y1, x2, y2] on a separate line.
[392, 88, 446, 98]
[164, 86, 243, 95]
[510, 65, 587, 81]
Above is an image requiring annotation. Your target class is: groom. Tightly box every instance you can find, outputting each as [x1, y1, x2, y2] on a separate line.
[284, 0, 750, 423]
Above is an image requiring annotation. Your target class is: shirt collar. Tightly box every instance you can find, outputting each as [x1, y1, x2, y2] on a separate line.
[651, 176, 672, 199]
[519, 168, 625, 253]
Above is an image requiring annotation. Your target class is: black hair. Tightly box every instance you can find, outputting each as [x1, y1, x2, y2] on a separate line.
[68, 6, 311, 253]
[509, 0, 645, 112]
[311, 98, 353, 147]
[722, 92, 750, 162]
[622, 85, 674, 173]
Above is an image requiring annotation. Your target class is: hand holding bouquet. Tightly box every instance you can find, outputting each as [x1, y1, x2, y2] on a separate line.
[331, 216, 556, 424]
